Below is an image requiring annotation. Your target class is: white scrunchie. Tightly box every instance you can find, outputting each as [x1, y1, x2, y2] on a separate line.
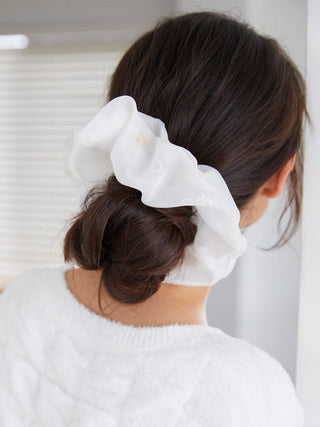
[63, 95, 248, 286]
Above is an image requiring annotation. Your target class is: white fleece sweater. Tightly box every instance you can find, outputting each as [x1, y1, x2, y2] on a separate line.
[0, 264, 304, 427]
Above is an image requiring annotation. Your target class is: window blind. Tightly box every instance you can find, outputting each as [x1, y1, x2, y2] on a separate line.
[0, 48, 123, 288]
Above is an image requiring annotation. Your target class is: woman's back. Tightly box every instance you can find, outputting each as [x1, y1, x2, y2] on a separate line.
[0, 264, 304, 426]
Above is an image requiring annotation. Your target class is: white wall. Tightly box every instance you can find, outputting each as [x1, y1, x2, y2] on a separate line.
[295, 0, 320, 424]
[0, 0, 174, 49]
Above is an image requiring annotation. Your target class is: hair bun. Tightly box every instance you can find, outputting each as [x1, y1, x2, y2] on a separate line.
[64, 174, 197, 306]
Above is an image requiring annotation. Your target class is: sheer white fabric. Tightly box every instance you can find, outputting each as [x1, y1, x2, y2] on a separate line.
[64, 95, 248, 286]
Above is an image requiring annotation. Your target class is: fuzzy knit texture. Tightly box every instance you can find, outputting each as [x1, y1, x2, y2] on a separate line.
[0, 263, 304, 427]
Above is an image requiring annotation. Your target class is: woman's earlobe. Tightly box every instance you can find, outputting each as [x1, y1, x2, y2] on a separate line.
[261, 176, 282, 198]
[261, 153, 296, 199]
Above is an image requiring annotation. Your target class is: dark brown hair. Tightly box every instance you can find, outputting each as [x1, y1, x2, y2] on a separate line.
[64, 11, 310, 308]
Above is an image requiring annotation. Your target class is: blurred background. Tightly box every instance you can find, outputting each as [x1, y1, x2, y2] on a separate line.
[0, 1, 319, 423]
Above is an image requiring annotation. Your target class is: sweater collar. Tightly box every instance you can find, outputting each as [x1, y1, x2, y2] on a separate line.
[41, 263, 222, 350]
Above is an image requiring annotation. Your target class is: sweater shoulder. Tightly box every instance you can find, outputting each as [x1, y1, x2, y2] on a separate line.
[0, 264, 59, 320]
[191, 330, 305, 426]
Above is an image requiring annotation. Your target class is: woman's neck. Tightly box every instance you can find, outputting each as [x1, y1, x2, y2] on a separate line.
[65, 267, 210, 327]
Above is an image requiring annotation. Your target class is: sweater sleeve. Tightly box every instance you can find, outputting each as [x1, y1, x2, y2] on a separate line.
[251, 346, 305, 427]
[0, 270, 40, 426]
[180, 336, 305, 427]
[0, 277, 22, 424]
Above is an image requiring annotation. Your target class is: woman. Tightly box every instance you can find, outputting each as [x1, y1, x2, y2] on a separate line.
[0, 11, 309, 426]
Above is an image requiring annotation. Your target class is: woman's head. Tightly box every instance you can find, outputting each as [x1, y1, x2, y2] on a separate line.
[64, 11, 309, 307]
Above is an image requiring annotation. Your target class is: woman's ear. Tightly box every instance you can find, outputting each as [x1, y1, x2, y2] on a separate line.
[261, 153, 296, 198]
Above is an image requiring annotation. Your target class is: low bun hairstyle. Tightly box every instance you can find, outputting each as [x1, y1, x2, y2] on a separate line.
[64, 11, 310, 307]
[64, 174, 197, 306]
